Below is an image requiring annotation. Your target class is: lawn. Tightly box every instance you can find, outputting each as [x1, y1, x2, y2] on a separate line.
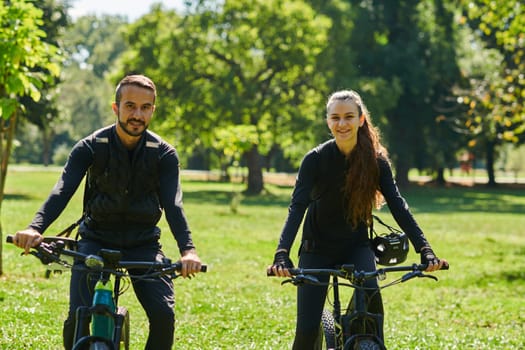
[0, 167, 524, 349]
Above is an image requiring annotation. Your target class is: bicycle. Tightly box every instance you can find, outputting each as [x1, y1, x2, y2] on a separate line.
[7, 235, 207, 350]
[270, 263, 448, 350]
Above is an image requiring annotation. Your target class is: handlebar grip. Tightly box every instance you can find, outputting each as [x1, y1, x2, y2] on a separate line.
[6, 235, 13, 243]
[267, 268, 300, 276]
[173, 263, 208, 272]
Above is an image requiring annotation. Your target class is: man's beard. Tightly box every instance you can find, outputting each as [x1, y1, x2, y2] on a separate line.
[118, 114, 148, 137]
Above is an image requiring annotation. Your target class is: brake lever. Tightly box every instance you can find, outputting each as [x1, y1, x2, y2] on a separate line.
[30, 242, 62, 265]
[281, 274, 320, 286]
[421, 273, 439, 281]
[281, 278, 294, 285]
[29, 249, 56, 265]
[401, 270, 439, 282]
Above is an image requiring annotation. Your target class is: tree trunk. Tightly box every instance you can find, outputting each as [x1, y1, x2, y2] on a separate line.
[0, 113, 18, 276]
[395, 157, 411, 188]
[435, 167, 446, 186]
[41, 125, 55, 166]
[485, 140, 497, 187]
[244, 146, 264, 195]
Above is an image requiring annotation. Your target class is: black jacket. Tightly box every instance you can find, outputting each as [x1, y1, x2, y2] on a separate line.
[277, 139, 429, 255]
[29, 125, 195, 252]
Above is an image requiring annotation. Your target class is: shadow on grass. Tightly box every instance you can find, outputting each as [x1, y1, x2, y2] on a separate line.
[397, 184, 525, 214]
[472, 269, 525, 286]
[182, 181, 525, 213]
[182, 188, 291, 208]
[3, 193, 34, 201]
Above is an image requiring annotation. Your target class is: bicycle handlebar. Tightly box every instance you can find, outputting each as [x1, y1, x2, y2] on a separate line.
[267, 262, 448, 279]
[6, 235, 207, 276]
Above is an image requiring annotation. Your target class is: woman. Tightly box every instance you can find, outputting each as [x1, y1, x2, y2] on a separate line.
[268, 90, 447, 349]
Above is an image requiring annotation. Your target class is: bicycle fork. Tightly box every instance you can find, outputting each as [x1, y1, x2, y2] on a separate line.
[332, 276, 345, 346]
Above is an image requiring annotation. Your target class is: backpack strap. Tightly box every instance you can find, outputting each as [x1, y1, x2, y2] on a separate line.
[370, 214, 403, 240]
[51, 128, 110, 241]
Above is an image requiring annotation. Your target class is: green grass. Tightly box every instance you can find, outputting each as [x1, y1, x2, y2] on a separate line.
[1, 168, 524, 349]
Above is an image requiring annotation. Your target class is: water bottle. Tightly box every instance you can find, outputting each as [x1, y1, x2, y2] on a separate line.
[91, 279, 116, 340]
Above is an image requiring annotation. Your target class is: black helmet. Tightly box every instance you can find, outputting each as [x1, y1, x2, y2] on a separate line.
[372, 232, 409, 266]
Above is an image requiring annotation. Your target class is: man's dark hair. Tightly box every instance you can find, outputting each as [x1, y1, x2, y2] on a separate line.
[115, 74, 157, 105]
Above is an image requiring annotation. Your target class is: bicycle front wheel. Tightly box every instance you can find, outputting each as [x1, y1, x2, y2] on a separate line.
[352, 338, 381, 350]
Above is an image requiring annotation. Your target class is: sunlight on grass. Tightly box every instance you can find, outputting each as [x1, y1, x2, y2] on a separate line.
[1, 168, 524, 349]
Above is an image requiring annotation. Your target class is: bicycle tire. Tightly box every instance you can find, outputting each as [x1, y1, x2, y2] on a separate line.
[72, 336, 113, 350]
[322, 309, 338, 349]
[313, 309, 338, 350]
[89, 341, 112, 350]
[116, 306, 130, 350]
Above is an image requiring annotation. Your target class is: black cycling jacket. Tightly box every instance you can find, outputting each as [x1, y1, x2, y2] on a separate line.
[277, 139, 429, 255]
[28, 125, 195, 253]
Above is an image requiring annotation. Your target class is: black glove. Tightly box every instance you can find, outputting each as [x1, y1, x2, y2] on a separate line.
[272, 250, 294, 269]
[420, 246, 439, 266]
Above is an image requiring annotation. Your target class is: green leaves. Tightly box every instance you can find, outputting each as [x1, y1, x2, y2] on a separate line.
[459, 0, 525, 143]
[0, 0, 62, 119]
[117, 0, 331, 192]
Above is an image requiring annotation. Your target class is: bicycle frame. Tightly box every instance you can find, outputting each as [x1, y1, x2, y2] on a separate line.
[331, 274, 385, 350]
[72, 254, 128, 350]
[7, 235, 206, 350]
[279, 263, 447, 350]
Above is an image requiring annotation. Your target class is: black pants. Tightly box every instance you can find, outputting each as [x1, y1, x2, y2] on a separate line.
[292, 242, 384, 350]
[63, 238, 175, 350]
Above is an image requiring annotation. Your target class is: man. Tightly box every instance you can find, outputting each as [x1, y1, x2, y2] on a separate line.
[12, 74, 202, 349]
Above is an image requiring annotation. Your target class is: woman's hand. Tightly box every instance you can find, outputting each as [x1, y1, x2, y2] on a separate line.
[420, 246, 448, 272]
[267, 249, 294, 277]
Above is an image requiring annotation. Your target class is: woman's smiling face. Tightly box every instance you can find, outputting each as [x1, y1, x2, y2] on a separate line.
[326, 99, 364, 150]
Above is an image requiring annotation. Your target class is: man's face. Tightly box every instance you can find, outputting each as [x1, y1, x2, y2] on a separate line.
[113, 85, 156, 137]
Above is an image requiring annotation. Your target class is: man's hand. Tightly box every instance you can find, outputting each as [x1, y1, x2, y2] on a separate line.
[12, 228, 44, 255]
[179, 248, 202, 278]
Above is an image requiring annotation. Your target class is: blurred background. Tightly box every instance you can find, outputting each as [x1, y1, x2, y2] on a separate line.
[1, 0, 524, 195]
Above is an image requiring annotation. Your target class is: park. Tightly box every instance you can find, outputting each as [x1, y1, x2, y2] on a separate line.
[1, 167, 524, 348]
[1, 0, 524, 349]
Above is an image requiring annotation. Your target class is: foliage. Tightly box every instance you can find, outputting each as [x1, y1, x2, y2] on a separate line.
[6, 0, 525, 193]
[459, 0, 525, 144]
[437, 0, 525, 186]
[58, 14, 129, 141]
[118, 0, 331, 193]
[0, 0, 61, 118]
[17, 0, 69, 166]
[344, 0, 464, 186]
[0, 0, 64, 275]
[1, 168, 524, 348]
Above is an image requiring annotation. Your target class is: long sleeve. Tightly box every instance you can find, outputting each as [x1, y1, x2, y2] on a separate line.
[277, 151, 319, 251]
[158, 144, 195, 253]
[378, 157, 429, 251]
[29, 140, 93, 233]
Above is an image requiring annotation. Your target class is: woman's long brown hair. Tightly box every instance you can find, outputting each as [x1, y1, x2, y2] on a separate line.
[326, 90, 389, 228]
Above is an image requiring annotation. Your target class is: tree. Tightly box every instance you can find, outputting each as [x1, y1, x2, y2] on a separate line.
[347, 0, 463, 186]
[19, 0, 68, 166]
[118, 0, 331, 194]
[306, 0, 403, 144]
[457, 0, 525, 186]
[58, 14, 129, 142]
[0, 0, 62, 274]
